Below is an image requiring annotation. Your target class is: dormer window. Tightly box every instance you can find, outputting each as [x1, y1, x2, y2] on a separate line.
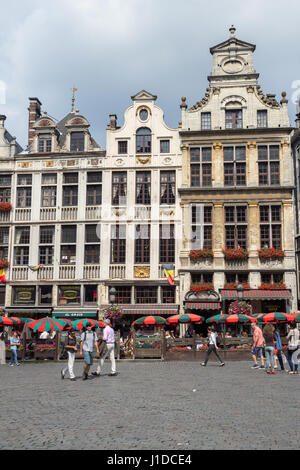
[136, 127, 151, 153]
[70, 131, 84, 152]
[38, 134, 52, 153]
[225, 109, 242, 129]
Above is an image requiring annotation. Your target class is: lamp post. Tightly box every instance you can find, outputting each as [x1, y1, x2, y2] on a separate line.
[109, 287, 116, 305]
[237, 283, 244, 300]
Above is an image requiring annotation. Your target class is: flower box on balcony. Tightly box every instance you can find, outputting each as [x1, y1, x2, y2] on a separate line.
[258, 282, 287, 290]
[224, 282, 250, 289]
[0, 202, 12, 212]
[0, 259, 10, 269]
[258, 247, 285, 260]
[189, 249, 214, 260]
[223, 248, 249, 260]
[190, 283, 214, 292]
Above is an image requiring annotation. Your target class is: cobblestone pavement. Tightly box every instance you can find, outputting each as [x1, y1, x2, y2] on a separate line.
[0, 360, 299, 450]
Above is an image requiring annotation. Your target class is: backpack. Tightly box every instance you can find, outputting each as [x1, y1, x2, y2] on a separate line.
[216, 335, 221, 347]
[83, 331, 97, 342]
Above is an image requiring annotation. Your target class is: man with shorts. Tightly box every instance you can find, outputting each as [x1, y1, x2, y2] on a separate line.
[80, 323, 99, 380]
[251, 323, 265, 369]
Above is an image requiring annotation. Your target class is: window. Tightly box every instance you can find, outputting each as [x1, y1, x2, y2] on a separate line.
[160, 171, 175, 205]
[225, 109, 243, 129]
[13, 286, 36, 305]
[58, 285, 80, 305]
[0, 174, 11, 203]
[60, 226, 76, 264]
[16, 174, 32, 208]
[85, 225, 100, 264]
[201, 112, 211, 130]
[63, 173, 78, 206]
[159, 224, 175, 263]
[225, 273, 248, 284]
[258, 145, 280, 186]
[86, 172, 102, 206]
[260, 205, 281, 248]
[161, 286, 175, 303]
[70, 132, 84, 152]
[118, 141, 128, 154]
[114, 286, 131, 304]
[111, 225, 126, 263]
[160, 140, 170, 153]
[39, 226, 54, 265]
[261, 272, 283, 284]
[191, 273, 213, 284]
[0, 227, 9, 259]
[136, 128, 151, 153]
[112, 172, 127, 206]
[84, 285, 97, 303]
[190, 147, 212, 187]
[139, 109, 149, 121]
[136, 172, 151, 205]
[14, 227, 30, 265]
[135, 225, 150, 264]
[41, 174, 57, 207]
[135, 286, 157, 303]
[224, 206, 247, 249]
[257, 110, 268, 128]
[191, 205, 212, 250]
[39, 286, 52, 305]
[38, 134, 52, 153]
[224, 146, 246, 186]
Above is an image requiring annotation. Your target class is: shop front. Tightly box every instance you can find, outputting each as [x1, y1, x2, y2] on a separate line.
[219, 288, 293, 314]
[184, 290, 221, 336]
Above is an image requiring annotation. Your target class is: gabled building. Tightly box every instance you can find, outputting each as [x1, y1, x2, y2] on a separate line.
[178, 27, 296, 325]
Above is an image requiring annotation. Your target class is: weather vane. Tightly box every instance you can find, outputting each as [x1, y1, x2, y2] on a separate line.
[71, 87, 78, 112]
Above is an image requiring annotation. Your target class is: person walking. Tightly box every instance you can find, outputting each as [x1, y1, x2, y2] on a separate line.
[250, 323, 265, 369]
[273, 325, 286, 372]
[9, 330, 20, 367]
[201, 327, 225, 367]
[0, 328, 7, 365]
[79, 323, 99, 380]
[61, 329, 77, 381]
[92, 319, 117, 377]
[286, 322, 299, 375]
[263, 324, 275, 374]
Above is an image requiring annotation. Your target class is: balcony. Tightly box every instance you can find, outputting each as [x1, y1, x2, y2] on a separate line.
[85, 206, 102, 220]
[40, 208, 56, 221]
[12, 266, 28, 280]
[0, 211, 11, 222]
[59, 265, 76, 279]
[15, 208, 31, 222]
[37, 266, 54, 280]
[61, 207, 78, 221]
[83, 265, 101, 279]
[134, 206, 151, 220]
[109, 265, 126, 279]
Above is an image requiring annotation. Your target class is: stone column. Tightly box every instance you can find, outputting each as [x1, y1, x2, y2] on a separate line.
[212, 202, 224, 254]
[212, 142, 223, 188]
[247, 202, 259, 271]
[180, 144, 190, 187]
[247, 142, 258, 187]
[280, 140, 293, 186]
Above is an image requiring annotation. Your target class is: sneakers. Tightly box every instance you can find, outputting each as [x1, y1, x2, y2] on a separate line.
[70, 378, 76, 381]
[259, 365, 265, 369]
[91, 372, 100, 377]
[251, 364, 259, 369]
[10, 364, 13, 367]
[266, 370, 271, 374]
[219, 363, 225, 367]
[271, 371, 276, 375]
[201, 363, 206, 367]
[61, 369, 65, 380]
[82, 373, 88, 380]
[108, 373, 117, 376]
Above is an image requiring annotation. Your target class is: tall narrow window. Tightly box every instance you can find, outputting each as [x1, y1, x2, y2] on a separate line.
[135, 225, 150, 263]
[224, 146, 246, 186]
[260, 205, 281, 248]
[111, 225, 126, 263]
[86, 172, 102, 206]
[136, 172, 151, 205]
[41, 173, 57, 207]
[225, 109, 243, 129]
[160, 171, 175, 205]
[112, 172, 127, 206]
[257, 110, 268, 128]
[14, 226, 30, 265]
[16, 174, 32, 208]
[191, 205, 212, 250]
[160, 140, 170, 153]
[136, 128, 151, 153]
[159, 224, 175, 263]
[118, 141, 128, 154]
[39, 226, 54, 265]
[60, 225, 76, 264]
[70, 132, 84, 152]
[0, 174, 11, 203]
[62, 173, 78, 206]
[190, 147, 212, 187]
[84, 224, 100, 264]
[258, 145, 280, 186]
[201, 112, 211, 130]
[224, 206, 247, 249]
[38, 134, 52, 153]
[0, 227, 9, 259]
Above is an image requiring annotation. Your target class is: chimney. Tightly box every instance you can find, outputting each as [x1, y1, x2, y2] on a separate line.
[109, 114, 117, 130]
[28, 97, 42, 149]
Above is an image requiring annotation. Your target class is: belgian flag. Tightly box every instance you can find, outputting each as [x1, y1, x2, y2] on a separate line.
[0, 269, 6, 283]
[162, 264, 175, 286]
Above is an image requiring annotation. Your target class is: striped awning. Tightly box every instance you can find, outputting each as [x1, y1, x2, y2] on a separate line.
[220, 289, 293, 300]
[185, 302, 220, 310]
[99, 304, 179, 315]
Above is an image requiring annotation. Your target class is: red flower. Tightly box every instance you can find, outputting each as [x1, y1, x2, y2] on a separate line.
[189, 249, 214, 260]
[190, 283, 214, 292]
[0, 202, 12, 212]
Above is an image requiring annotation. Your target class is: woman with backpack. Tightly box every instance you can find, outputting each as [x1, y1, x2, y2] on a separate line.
[287, 322, 299, 375]
[201, 327, 225, 367]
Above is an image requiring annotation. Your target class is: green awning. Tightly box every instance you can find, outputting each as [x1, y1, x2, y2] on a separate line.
[52, 312, 98, 319]
[99, 304, 179, 315]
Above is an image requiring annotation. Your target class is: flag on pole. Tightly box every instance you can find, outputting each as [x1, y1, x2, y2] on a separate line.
[0, 269, 6, 283]
[28, 265, 42, 271]
[162, 264, 175, 286]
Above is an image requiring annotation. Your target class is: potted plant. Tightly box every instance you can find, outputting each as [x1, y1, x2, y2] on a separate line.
[258, 281, 287, 289]
[224, 282, 250, 289]
[223, 247, 249, 260]
[189, 249, 214, 260]
[228, 300, 253, 316]
[100, 305, 124, 327]
[0, 259, 10, 269]
[258, 247, 285, 260]
[0, 202, 12, 212]
[190, 282, 214, 292]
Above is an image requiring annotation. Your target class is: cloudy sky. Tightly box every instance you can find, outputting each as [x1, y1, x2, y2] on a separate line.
[0, 0, 300, 150]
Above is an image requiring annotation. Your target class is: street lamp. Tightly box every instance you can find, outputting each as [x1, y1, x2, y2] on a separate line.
[237, 283, 244, 300]
[109, 287, 116, 305]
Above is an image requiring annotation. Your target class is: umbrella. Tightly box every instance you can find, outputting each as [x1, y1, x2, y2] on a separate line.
[10, 317, 24, 325]
[20, 321, 32, 341]
[291, 313, 300, 322]
[259, 312, 293, 323]
[167, 313, 204, 324]
[28, 317, 66, 332]
[225, 314, 257, 324]
[71, 319, 105, 330]
[0, 316, 15, 325]
[132, 315, 166, 326]
[206, 313, 228, 324]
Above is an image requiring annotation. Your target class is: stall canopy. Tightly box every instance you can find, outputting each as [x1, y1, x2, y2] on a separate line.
[99, 304, 179, 315]
[219, 289, 292, 301]
[185, 302, 220, 310]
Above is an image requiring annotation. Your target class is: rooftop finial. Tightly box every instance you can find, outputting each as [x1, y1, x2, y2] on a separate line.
[71, 87, 78, 113]
[229, 25, 236, 37]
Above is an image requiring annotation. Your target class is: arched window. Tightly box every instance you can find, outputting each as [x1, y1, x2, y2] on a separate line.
[136, 127, 151, 153]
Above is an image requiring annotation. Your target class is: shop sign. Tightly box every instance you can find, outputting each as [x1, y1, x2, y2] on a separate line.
[13, 286, 35, 305]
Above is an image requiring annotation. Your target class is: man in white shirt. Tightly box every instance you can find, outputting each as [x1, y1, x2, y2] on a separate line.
[92, 319, 117, 377]
[201, 327, 225, 367]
